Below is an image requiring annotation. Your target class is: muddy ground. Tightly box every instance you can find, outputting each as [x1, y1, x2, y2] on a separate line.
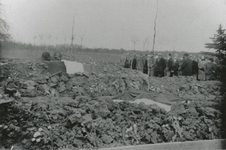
[0, 59, 226, 150]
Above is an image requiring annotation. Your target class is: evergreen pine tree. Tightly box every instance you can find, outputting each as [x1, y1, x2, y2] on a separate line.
[205, 24, 226, 60]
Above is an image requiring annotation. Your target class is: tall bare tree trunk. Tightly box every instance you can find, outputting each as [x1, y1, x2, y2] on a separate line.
[134, 42, 135, 51]
[70, 17, 75, 54]
[152, 0, 159, 52]
[143, 41, 145, 51]
[0, 41, 2, 60]
[80, 37, 83, 49]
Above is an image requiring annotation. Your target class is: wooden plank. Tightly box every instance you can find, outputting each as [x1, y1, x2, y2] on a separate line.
[0, 99, 13, 104]
[100, 139, 226, 150]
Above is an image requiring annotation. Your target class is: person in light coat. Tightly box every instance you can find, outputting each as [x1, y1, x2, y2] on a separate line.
[136, 54, 144, 72]
[197, 55, 207, 80]
[124, 55, 131, 68]
[148, 54, 155, 77]
[205, 57, 214, 80]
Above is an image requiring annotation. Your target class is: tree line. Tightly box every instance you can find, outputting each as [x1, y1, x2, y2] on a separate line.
[1, 40, 129, 54]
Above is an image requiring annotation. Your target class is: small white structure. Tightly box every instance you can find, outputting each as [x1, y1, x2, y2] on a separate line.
[62, 60, 84, 74]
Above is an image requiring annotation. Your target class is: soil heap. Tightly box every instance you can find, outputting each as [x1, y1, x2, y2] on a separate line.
[0, 59, 225, 149]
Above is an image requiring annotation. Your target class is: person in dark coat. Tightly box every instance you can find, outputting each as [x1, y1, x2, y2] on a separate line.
[143, 54, 148, 74]
[170, 57, 179, 77]
[211, 58, 218, 80]
[131, 54, 137, 70]
[192, 56, 198, 77]
[217, 58, 226, 81]
[154, 53, 166, 77]
[179, 53, 192, 76]
[42, 52, 51, 61]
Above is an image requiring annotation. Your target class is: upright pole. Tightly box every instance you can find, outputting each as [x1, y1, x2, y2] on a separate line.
[39, 35, 43, 46]
[70, 17, 75, 54]
[34, 36, 37, 46]
[48, 35, 51, 46]
[55, 36, 58, 47]
[143, 41, 145, 52]
[134, 42, 135, 51]
[152, 0, 159, 52]
[80, 37, 83, 49]
[64, 36, 67, 46]
[147, 41, 149, 52]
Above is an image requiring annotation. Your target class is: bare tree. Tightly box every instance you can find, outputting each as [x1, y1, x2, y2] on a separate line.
[143, 40, 146, 51]
[48, 35, 51, 46]
[64, 36, 67, 46]
[146, 40, 150, 51]
[131, 37, 139, 51]
[33, 36, 37, 45]
[143, 37, 150, 51]
[152, 0, 159, 52]
[80, 34, 85, 49]
[0, 2, 11, 59]
[55, 36, 58, 47]
[39, 35, 43, 45]
[70, 17, 75, 54]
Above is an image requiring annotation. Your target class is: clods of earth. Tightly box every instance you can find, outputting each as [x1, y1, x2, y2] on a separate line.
[0, 59, 226, 150]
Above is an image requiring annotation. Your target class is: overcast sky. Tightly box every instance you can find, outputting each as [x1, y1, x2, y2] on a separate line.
[1, 0, 226, 52]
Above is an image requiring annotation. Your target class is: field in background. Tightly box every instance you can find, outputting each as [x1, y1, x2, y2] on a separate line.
[2, 41, 209, 64]
[1, 49, 121, 63]
[2, 42, 208, 64]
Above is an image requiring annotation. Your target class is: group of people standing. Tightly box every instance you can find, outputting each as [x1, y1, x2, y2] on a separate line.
[123, 53, 149, 73]
[122, 52, 225, 81]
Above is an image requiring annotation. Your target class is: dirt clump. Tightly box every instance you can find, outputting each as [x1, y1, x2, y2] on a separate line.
[0, 59, 225, 149]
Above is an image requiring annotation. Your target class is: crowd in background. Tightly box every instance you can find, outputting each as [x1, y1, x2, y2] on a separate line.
[121, 52, 226, 81]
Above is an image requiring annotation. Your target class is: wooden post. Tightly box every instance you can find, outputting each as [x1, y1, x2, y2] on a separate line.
[70, 17, 75, 54]
[152, 0, 159, 52]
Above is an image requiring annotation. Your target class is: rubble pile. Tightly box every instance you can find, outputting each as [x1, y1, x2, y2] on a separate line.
[148, 76, 224, 101]
[0, 59, 225, 149]
[0, 95, 224, 149]
[2, 71, 149, 99]
[0, 59, 49, 80]
[2, 59, 222, 101]
[1, 60, 150, 98]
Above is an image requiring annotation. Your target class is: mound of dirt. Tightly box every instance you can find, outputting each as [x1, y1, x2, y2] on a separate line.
[0, 59, 225, 149]
[2, 62, 150, 99]
[148, 76, 223, 101]
[0, 96, 225, 149]
[2, 59, 222, 101]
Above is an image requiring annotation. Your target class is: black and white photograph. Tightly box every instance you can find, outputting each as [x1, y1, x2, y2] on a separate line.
[0, 0, 226, 149]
